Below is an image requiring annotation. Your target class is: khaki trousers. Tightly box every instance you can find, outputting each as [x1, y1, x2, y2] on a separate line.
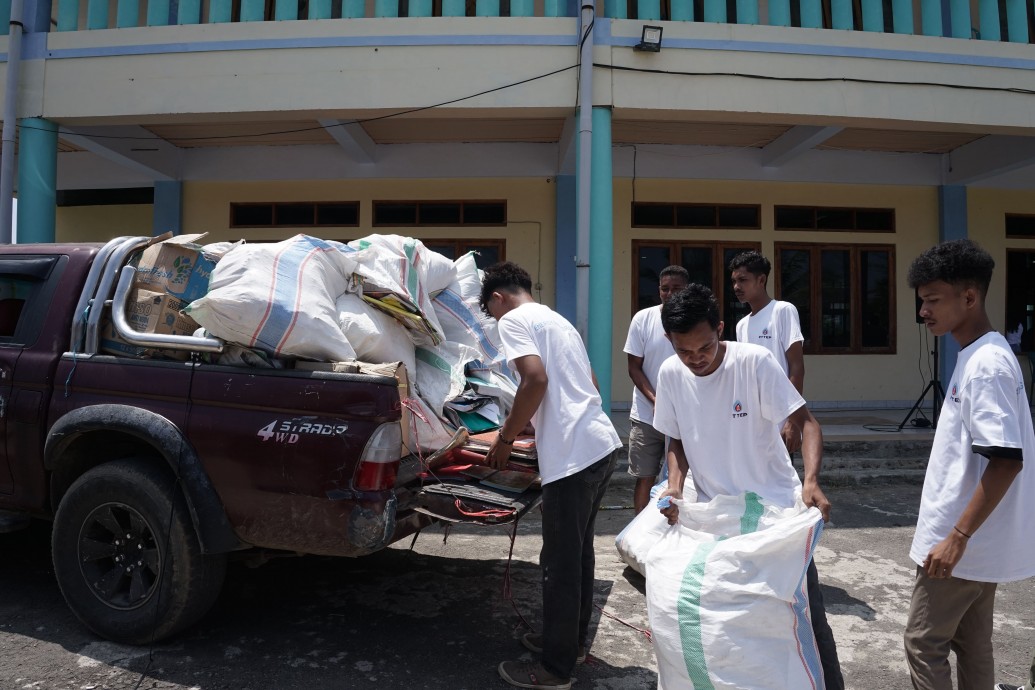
[904, 566, 998, 690]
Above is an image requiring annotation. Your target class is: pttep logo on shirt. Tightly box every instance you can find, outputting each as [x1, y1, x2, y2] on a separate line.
[949, 384, 961, 404]
[757, 328, 773, 340]
[732, 400, 748, 418]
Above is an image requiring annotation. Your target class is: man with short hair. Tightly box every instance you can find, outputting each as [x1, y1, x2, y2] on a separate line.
[653, 283, 844, 690]
[903, 239, 1035, 690]
[729, 250, 805, 452]
[480, 261, 622, 690]
[624, 265, 689, 513]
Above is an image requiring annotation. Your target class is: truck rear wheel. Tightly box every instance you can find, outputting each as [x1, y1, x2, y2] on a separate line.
[52, 458, 227, 644]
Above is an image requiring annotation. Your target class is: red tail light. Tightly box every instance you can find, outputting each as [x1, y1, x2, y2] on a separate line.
[353, 422, 402, 491]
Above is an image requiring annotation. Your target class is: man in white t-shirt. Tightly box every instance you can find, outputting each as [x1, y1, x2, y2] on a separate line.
[730, 250, 806, 452]
[480, 262, 622, 690]
[903, 239, 1035, 690]
[652, 283, 844, 690]
[624, 265, 688, 513]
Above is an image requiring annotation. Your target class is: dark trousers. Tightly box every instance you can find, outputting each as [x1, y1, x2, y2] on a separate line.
[808, 558, 845, 690]
[539, 450, 618, 679]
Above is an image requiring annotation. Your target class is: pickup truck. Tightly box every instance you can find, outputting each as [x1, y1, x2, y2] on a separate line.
[0, 235, 538, 644]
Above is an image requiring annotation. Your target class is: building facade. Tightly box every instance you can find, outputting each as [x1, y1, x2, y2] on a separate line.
[2, 0, 1034, 409]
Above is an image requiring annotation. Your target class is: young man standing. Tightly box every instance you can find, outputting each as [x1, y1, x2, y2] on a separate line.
[652, 283, 844, 690]
[903, 239, 1035, 690]
[729, 250, 806, 451]
[624, 265, 689, 513]
[480, 262, 622, 690]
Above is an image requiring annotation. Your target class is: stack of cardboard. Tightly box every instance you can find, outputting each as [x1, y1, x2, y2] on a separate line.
[101, 233, 216, 359]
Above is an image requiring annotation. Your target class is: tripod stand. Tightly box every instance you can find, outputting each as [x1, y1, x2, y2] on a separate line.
[898, 335, 945, 431]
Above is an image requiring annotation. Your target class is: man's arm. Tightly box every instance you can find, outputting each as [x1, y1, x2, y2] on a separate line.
[657, 438, 689, 525]
[786, 404, 831, 522]
[780, 341, 807, 452]
[627, 354, 656, 405]
[485, 354, 548, 470]
[923, 457, 1022, 578]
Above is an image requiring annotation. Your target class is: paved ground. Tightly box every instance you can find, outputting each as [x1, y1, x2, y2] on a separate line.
[1, 478, 1033, 690]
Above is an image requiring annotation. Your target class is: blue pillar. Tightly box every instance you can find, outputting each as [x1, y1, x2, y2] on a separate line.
[937, 185, 967, 387]
[589, 107, 613, 413]
[16, 119, 57, 243]
[555, 175, 576, 324]
[153, 181, 183, 237]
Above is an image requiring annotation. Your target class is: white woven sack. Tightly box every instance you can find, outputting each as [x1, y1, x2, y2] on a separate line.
[185, 235, 363, 362]
[414, 341, 481, 416]
[431, 252, 504, 365]
[336, 293, 417, 375]
[645, 492, 825, 690]
[614, 466, 690, 577]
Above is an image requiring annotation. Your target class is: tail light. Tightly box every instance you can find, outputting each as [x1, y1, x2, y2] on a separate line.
[353, 422, 402, 491]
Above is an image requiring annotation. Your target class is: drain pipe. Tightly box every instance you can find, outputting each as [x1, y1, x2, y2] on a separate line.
[574, 0, 594, 340]
[0, 0, 24, 243]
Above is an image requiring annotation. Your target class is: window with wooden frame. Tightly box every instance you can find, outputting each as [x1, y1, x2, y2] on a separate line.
[632, 240, 761, 340]
[1006, 249, 1035, 352]
[230, 202, 359, 228]
[775, 206, 895, 233]
[372, 200, 506, 227]
[775, 243, 896, 354]
[1006, 214, 1035, 238]
[632, 202, 761, 230]
[422, 239, 505, 270]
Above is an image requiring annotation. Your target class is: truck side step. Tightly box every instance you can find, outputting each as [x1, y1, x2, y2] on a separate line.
[0, 510, 31, 533]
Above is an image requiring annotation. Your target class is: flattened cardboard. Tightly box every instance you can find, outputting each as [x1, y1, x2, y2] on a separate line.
[133, 233, 215, 303]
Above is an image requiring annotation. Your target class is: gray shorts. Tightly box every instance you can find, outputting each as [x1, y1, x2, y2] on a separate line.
[627, 419, 667, 479]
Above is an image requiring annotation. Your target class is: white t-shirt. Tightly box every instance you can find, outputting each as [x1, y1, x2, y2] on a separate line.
[735, 300, 804, 376]
[623, 305, 675, 425]
[652, 341, 805, 507]
[909, 331, 1035, 583]
[497, 302, 621, 485]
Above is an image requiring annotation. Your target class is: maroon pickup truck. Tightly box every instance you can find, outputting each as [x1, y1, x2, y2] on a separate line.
[0, 236, 537, 644]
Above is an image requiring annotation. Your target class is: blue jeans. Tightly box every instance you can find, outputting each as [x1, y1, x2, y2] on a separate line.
[808, 559, 844, 690]
[539, 450, 618, 679]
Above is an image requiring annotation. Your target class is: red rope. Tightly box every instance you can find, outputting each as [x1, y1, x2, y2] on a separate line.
[453, 499, 516, 519]
[594, 603, 653, 643]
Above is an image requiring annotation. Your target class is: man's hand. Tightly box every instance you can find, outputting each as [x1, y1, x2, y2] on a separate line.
[485, 436, 511, 471]
[781, 419, 802, 453]
[802, 479, 831, 523]
[656, 487, 682, 525]
[923, 532, 968, 579]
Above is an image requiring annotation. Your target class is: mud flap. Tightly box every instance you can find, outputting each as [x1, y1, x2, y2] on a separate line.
[414, 480, 541, 526]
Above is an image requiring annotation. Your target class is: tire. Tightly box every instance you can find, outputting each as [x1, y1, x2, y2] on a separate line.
[52, 458, 227, 644]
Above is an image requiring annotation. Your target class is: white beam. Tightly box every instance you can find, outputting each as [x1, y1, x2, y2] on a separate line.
[318, 119, 377, 165]
[945, 135, 1035, 185]
[761, 125, 843, 169]
[58, 125, 181, 181]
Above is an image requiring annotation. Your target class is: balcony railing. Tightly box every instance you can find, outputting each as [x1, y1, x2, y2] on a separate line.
[0, 0, 1030, 43]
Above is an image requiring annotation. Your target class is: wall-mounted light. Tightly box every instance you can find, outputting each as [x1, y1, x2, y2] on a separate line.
[635, 25, 663, 52]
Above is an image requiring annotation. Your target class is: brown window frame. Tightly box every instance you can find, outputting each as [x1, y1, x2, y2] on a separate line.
[421, 239, 506, 269]
[775, 205, 896, 233]
[631, 202, 762, 230]
[1006, 213, 1035, 239]
[1006, 248, 1035, 352]
[229, 201, 360, 229]
[371, 200, 507, 227]
[774, 242, 897, 355]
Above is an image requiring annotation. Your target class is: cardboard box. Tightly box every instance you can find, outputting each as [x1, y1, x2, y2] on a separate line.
[99, 289, 199, 360]
[133, 233, 215, 303]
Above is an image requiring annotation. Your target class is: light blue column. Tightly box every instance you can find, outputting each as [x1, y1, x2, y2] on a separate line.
[147, 0, 171, 25]
[798, 0, 820, 26]
[153, 181, 182, 237]
[891, 0, 913, 32]
[308, 0, 331, 18]
[178, 0, 201, 22]
[476, 0, 499, 15]
[861, 0, 883, 30]
[441, 0, 464, 14]
[920, 0, 941, 34]
[56, 0, 78, 30]
[555, 175, 577, 324]
[670, 0, 692, 20]
[937, 185, 967, 386]
[116, 0, 140, 26]
[589, 107, 614, 413]
[510, 0, 533, 14]
[703, 0, 726, 22]
[544, 0, 566, 16]
[342, 0, 365, 15]
[408, 0, 432, 15]
[16, 118, 57, 244]
[977, 0, 1000, 39]
[239, 0, 264, 21]
[637, 0, 660, 19]
[737, 0, 758, 24]
[831, 0, 853, 28]
[1005, 0, 1028, 41]
[768, 0, 790, 24]
[274, 0, 296, 19]
[0, 0, 10, 34]
[86, 0, 108, 28]
[949, 0, 970, 37]
[374, 0, 398, 15]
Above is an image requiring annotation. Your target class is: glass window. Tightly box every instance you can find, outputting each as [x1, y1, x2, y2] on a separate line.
[776, 205, 895, 232]
[1006, 249, 1035, 352]
[821, 249, 852, 348]
[423, 240, 505, 271]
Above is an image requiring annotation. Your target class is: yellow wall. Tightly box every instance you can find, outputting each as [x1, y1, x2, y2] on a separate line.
[611, 179, 941, 406]
[968, 188, 1035, 329]
[56, 204, 154, 243]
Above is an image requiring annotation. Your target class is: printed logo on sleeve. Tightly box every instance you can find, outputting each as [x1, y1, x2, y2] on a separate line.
[732, 400, 748, 418]
[949, 384, 961, 403]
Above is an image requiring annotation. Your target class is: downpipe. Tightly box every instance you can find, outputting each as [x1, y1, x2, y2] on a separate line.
[0, 0, 24, 243]
[574, 0, 594, 340]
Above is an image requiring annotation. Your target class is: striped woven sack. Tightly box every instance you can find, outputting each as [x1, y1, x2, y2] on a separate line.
[645, 492, 825, 690]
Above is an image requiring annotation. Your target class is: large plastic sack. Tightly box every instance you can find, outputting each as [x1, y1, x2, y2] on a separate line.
[348, 234, 451, 346]
[414, 341, 481, 417]
[645, 492, 825, 690]
[402, 394, 456, 454]
[185, 235, 361, 362]
[432, 252, 504, 365]
[336, 293, 417, 375]
[614, 462, 687, 577]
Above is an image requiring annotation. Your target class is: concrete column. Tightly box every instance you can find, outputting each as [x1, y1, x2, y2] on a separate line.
[554, 175, 576, 324]
[16, 118, 57, 243]
[588, 107, 613, 413]
[153, 181, 183, 237]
